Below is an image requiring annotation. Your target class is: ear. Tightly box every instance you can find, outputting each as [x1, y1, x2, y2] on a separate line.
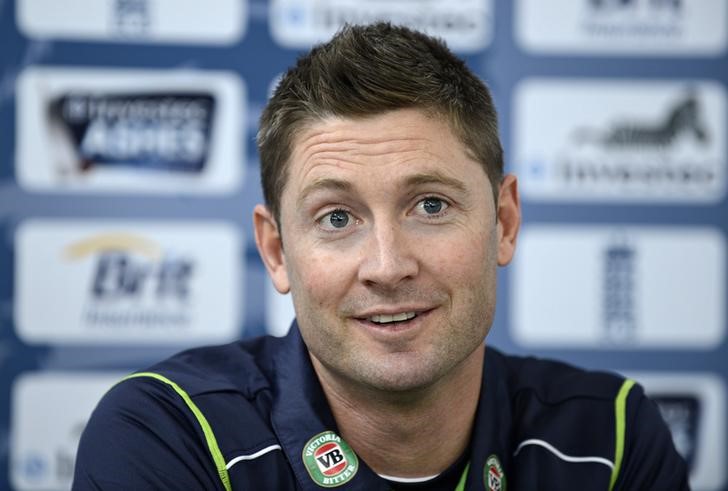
[253, 204, 290, 294]
[495, 174, 521, 266]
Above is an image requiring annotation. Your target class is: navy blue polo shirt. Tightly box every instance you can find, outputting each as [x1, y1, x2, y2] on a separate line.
[73, 322, 689, 490]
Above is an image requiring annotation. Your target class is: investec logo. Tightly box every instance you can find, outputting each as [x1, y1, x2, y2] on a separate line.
[10, 372, 123, 491]
[514, 79, 727, 203]
[302, 431, 358, 487]
[15, 220, 241, 344]
[16, 67, 243, 194]
[516, 0, 727, 55]
[269, 0, 492, 52]
[50, 92, 215, 174]
[17, 0, 246, 44]
[583, 0, 686, 38]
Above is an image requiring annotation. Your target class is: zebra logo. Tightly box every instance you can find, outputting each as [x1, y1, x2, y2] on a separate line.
[573, 91, 708, 150]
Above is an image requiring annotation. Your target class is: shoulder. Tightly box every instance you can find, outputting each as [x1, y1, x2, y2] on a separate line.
[490, 348, 629, 462]
[73, 336, 286, 490]
[144, 334, 284, 397]
[488, 347, 626, 404]
[486, 347, 689, 489]
[110, 334, 286, 434]
[488, 346, 650, 443]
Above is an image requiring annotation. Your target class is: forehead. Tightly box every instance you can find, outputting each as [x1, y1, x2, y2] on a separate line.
[286, 109, 480, 187]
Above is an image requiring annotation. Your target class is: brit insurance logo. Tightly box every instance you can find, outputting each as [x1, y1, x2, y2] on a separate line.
[511, 226, 726, 349]
[302, 431, 358, 487]
[11, 371, 124, 491]
[14, 220, 242, 344]
[514, 79, 726, 203]
[269, 0, 493, 53]
[516, 0, 727, 55]
[16, 66, 244, 194]
[626, 373, 726, 491]
[17, 0, 246, 44]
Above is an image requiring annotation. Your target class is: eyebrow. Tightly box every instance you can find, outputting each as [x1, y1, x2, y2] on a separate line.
[298, 178, 354, 205]
[404, 171, 468, 193]
[296, 170, 469, 205]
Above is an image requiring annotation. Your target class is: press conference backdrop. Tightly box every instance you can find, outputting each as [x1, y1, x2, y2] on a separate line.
[0, 0, 726, 489]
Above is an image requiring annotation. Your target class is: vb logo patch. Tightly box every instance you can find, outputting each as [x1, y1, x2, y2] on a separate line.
[484, 454, 506, 491]
[303, 431, 359, 487]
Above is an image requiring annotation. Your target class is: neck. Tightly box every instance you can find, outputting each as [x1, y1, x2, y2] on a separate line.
[311, 344, 484, 478]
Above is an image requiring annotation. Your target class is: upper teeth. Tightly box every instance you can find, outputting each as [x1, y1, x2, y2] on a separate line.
[369, 312, 416, 324]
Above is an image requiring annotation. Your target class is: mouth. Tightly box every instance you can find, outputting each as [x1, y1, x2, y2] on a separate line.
[368, 312, 417, 324]
[353, 308, 434, 333]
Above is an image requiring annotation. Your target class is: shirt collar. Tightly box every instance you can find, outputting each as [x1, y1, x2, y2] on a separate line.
[270, 321, 513, 490]
[465, 346, 514, 488]
[271, 322, 389, 490]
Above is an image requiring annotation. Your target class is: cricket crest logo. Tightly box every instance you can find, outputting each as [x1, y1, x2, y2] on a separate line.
[484, 454, 506, 491]
[303, 431, 359, 487]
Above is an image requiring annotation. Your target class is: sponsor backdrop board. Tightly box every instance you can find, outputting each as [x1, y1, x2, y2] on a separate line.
[0, 0, 726, 490]
[15, 67, 245, 194]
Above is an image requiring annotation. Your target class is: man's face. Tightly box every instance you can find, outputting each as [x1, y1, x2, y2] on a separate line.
[255, 108, 519, 393]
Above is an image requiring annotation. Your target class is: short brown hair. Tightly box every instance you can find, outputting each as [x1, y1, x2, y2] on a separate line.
[257, 22, 503, 224]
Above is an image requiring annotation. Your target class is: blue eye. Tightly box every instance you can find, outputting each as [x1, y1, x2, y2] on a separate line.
[417, 197, 448, 216]
[319, 209, 351, 230]
[329, 210, 349, 228]
[422, 197, 443, 214]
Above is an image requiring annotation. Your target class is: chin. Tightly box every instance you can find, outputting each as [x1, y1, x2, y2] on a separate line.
[353, 355, 446, 393]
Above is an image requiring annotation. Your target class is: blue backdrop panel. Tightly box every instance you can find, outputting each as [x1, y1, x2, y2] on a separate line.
[1, 0, 726, 490]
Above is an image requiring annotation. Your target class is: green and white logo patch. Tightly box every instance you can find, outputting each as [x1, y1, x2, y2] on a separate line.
[302, 431, 359, 487]
[484, 454, 506, 491]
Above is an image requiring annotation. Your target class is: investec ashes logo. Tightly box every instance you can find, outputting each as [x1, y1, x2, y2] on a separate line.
[302, 431, 358, 487]
[49, 92, 215, 173]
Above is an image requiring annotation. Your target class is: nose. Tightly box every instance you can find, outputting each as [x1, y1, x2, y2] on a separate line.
[357, 220, 419, 289]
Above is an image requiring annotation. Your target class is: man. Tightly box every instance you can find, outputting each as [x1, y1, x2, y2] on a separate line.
[73, 23, 688, 490]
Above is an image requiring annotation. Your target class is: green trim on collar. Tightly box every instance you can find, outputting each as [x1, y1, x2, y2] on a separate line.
[609, 378, 636, 491]
[455, 462, 470, 491]
[121, 372, 232, 491]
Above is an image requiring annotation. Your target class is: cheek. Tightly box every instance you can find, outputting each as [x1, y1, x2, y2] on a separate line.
[426, 230, 495, 282]
[288, 247, 351, 306]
